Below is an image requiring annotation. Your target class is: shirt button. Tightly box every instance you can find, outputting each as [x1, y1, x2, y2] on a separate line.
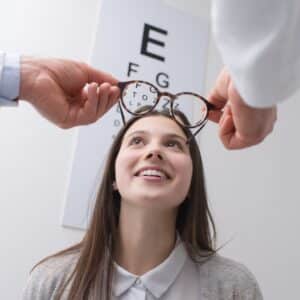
[135, 278, 142, 286]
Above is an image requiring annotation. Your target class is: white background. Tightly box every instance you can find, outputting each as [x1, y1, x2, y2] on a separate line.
[0, 0, 299, 299]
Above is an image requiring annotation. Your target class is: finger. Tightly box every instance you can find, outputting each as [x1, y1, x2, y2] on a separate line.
[207, 109, 223, 123]
[217, 104, 231, 125]
[107, 86, 120, 108]
[220, 115, 252, 150]
[81, 84, 89, 100]
[207, 68, 231, 109]
[109, 86, 120, 103]
[98, 86, 120, 118]
[82, 82, 99, 117]
[96, 82, 111, 119]
[74, 83, 101, 125]
[62, 103, 80, 128]
[84, 63, 118, 85]
[207, 101, 231, 123]
[207, 89, 228, 110]
[219, 115, 239, 150]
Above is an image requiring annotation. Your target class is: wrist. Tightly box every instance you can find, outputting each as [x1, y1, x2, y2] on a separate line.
[19, 56, 42, 103]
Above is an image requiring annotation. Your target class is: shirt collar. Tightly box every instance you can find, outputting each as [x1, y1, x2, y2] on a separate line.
[112, 234, 188, 298]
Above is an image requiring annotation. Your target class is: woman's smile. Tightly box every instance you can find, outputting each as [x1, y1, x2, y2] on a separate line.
[135, 174, 169, 183]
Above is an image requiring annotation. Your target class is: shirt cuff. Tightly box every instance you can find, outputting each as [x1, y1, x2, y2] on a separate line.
[0, 53, 20, 107]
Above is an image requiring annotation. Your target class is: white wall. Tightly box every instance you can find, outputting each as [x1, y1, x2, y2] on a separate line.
[0, 0, 299, 299]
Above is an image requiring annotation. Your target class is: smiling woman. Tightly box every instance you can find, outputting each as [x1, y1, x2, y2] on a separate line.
[114, 116, 193, 212]
[22, 108, 263, 300]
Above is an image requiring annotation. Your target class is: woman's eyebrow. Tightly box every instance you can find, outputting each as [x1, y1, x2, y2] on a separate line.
[124, 130, 147, 141]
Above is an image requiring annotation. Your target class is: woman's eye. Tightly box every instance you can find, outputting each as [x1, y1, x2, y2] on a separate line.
[129, 137, 143, 145]
[167, 140, 182, 149]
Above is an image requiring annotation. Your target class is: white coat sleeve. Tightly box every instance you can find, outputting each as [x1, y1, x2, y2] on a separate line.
[212, 0, 300, 108]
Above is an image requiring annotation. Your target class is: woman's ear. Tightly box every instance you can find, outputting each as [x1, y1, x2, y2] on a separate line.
[112, 181, 118, 191]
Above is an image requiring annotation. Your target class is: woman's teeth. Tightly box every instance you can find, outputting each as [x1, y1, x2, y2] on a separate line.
[139, 169, 167, 179]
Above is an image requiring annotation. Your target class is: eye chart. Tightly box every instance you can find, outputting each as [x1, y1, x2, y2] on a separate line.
[62, 0, 209, 229]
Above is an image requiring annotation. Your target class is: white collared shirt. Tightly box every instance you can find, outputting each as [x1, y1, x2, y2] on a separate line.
[112, 237, 188, 299]
[111, 237, 262, 300]
[23, 237, 263, 300]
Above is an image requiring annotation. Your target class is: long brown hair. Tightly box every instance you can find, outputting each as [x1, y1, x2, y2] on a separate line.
[33, 108, 217, 300]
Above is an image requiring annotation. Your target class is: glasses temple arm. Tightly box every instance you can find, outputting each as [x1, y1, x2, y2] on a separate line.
[186, 119, 208, 144]
[118, 102, 126, 125]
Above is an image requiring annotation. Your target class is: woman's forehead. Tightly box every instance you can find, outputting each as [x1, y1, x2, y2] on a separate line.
[124, 116, 186, 139]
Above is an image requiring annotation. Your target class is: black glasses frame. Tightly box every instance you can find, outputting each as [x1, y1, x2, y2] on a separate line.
[117, 80, 216, 144]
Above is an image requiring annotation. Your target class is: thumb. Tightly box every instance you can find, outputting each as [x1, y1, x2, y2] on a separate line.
[207, 68, 231, 122]
[84, 64, 119, 85]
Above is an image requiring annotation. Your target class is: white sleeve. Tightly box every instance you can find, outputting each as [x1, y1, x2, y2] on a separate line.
[212, 0, 300, 108]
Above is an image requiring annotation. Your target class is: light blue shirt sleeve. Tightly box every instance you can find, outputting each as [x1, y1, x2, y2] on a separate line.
[0, 52, 20, 106]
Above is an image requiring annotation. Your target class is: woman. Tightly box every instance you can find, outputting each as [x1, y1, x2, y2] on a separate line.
[23, 84, 263, 300]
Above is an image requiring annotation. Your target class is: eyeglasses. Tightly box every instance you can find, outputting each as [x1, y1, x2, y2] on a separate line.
[117, 80, 216, 143]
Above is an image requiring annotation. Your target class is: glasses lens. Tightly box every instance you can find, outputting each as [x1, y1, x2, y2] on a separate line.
[121, 82, 159, 114]
[173, 93, 208, 127]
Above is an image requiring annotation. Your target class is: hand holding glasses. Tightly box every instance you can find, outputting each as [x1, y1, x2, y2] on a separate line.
[117, 80, 216, 142]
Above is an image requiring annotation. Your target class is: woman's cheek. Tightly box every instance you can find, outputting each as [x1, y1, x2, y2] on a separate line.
[116, 151, 139, 180]
[180, 158, 193, 183]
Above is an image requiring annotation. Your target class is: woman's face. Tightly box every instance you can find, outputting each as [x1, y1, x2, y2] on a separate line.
[115, 116, 193, 210]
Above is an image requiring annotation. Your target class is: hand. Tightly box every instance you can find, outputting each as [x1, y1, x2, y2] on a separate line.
[207, 68, 277, 150]
[19, 57, 120, 128]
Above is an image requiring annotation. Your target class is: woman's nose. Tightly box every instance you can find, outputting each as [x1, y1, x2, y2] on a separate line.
[145, 151, 163, 160]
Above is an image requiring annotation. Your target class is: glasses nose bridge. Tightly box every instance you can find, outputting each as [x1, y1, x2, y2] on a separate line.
[159, 91, 176, 101]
